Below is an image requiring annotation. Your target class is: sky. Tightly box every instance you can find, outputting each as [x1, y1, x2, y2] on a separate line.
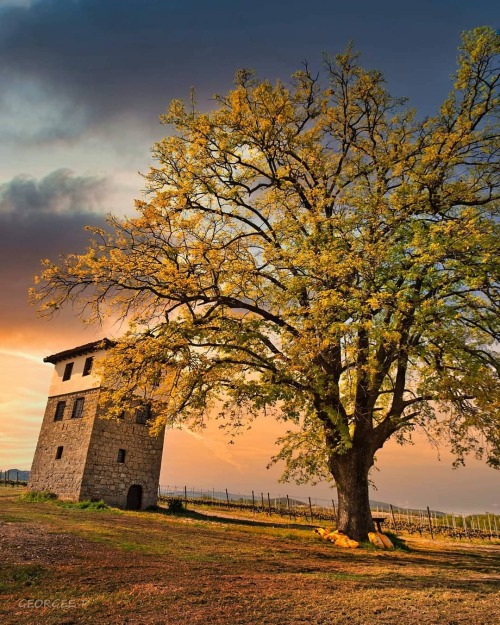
[0, 0, 498, 514]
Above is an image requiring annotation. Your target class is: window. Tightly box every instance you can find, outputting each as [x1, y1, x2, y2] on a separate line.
[62, 362, 74, 381]
[135, 403, 152, 425]
[117, 449, 126, 463]
[55, 446, 63, 459]
[71, 397, 85, 419]
[82, 357, 94, 376]
[53, 401, 66, 421]
[117, 410, 125, 420]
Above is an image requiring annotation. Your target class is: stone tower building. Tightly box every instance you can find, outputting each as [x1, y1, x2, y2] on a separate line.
[28, 339, 165, 510]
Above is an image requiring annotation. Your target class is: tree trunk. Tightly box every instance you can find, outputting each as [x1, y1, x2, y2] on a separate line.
[330, 448, 375, 542]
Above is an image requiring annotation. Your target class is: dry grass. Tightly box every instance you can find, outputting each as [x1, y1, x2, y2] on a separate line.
[0, 486, 499, 624]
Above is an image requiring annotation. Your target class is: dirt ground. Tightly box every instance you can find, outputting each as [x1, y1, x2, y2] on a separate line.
[1, 487, 499, 625]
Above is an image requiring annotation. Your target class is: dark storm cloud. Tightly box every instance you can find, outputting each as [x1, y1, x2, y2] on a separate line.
[0, 169, 109, 332]
[0, 0, 295, 133]
[0, 168, 108, 216]
[2, 0, 497, 145]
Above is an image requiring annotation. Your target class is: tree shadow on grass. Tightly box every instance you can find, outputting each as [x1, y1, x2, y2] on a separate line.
[365, 571, 500, 594]
[154, 505, 318, 531]
[151, 505, 500, 582]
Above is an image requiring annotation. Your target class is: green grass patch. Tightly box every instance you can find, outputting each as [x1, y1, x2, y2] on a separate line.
[18, 490, 57, 503]
[58, 499, 110, 511]
[18, 490, 111, 512]
[118, 541, 151, 553]
[0, 564, 46, 592]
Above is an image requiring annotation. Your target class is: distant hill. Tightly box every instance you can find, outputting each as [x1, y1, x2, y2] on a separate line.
[369, 499, 446, 517]
[278, 497, 445, 517]
[1, 469, 30, 481]
[159, 488, 445, 517]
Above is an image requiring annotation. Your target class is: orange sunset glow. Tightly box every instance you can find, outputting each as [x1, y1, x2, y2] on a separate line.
[1, 0, 498, 517]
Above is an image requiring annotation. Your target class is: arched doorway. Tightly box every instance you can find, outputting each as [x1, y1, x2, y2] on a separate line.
[126, 484, 143, 510]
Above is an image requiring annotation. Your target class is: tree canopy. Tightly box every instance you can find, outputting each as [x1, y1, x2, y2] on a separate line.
[32, 27, 499, 539]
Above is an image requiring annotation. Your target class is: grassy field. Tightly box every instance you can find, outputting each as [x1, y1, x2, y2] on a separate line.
[1, 487, 499, 624]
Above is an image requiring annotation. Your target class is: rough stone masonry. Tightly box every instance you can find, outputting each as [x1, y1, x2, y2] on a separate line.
[28, 340, 165, 510]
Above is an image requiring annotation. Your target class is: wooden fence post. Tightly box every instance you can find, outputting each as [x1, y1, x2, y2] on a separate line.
[426, 506, 434, 540]
[390, 504, 397, 530]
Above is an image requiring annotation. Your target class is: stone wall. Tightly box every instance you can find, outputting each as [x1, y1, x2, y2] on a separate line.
[28, 388, 100, 499]
[80, 409, 164, 509]
[29, 368, 165, 510]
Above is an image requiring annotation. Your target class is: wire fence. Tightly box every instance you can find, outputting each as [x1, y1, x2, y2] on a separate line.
[158, 484, 500, 541]
[0, 470, 28, 486]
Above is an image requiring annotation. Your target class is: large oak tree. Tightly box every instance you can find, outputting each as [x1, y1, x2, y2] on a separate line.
[33, 27, 499, 540]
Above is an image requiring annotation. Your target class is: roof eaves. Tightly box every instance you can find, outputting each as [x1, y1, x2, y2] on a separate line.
[43, 338, 116, 364]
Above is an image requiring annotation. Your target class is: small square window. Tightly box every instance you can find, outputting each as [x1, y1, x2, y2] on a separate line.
[71, 397, 85, 419]
[82, 357, 94, 376]
[54, 401, 66, 421]
[55, 446, 63, 460]
[117, 449, 126, 463]
[62, 362, 74, 381]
